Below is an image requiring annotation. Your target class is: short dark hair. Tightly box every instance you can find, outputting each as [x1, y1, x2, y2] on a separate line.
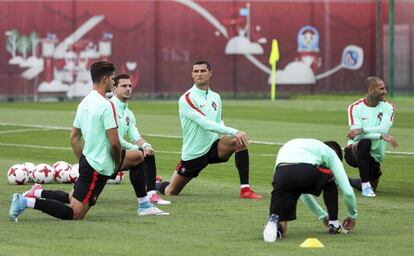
[324, 141, 343, 161]
[192, 60, 211, 71]
[113, 73, 130, 87]
[365, 76, 383, 91]
[90, 61, 115, 84]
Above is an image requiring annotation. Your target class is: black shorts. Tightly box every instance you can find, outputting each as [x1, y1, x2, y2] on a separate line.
[176, 139, 227, 178]
[109, 150, 127, 178]
[73, 151, 126, 206]
[271, 163, 334, 221]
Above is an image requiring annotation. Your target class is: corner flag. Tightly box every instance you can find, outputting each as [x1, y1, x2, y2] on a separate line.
[269, 39, 279, 65]
[269, 39, 279, 101]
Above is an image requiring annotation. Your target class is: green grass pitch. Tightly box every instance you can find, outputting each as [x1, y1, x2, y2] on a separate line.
[0, 96, 413, 256]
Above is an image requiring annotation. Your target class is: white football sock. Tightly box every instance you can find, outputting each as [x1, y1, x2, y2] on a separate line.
[361, 182, 372, 190]
[240, 184, 250, 189]
[329, 220, 340, 228]
[34, 189, 43, 198]
[137, 195, 150, 204]
[26, 198, 36, 208]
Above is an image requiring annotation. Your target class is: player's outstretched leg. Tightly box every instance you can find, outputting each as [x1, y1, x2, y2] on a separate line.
[9, 193, 26, 222]
[23, 184, 70, 203]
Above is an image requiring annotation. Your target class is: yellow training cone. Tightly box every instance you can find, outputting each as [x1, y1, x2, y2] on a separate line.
[299, 238, 325, 248]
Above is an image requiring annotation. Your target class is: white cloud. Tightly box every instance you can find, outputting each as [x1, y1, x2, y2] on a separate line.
[225, 36, 264, 55]
[268, 61, 316, 84]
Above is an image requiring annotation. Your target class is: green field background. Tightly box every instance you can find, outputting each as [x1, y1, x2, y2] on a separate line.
[0, 96, 413, 256]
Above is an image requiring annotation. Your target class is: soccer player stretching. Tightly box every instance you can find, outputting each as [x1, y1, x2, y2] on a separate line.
[263, 139, 358, 242]
[111, 73, 170, 215]
[9, 61, 121, 221]
[156, 60, 262, 199]
[345, 77, 397, 197]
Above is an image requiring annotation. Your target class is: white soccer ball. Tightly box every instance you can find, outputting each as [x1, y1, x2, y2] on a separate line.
[68, 163, 79, 183]
[107, 171, 124, 184]
[53, 161, 72, 183]
[32, 164, 54, 184]
[7, 164, 29, 185]
[22, 162, 36, 182]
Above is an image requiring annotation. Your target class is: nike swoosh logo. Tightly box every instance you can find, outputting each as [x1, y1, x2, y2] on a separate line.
[200, 104, 206, 107]
[362, 118, 368, 120]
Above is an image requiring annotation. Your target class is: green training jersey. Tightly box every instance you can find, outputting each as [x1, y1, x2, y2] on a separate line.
[347, 98, 395, 163]
[179, 85, 238, 161]
[275, 138, 358, 219]
[73, 90, 118, 176]
[110, 96, 141, 150]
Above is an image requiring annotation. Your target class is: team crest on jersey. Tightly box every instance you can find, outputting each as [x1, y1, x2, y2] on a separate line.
[126, 116, 130, 126]
[377, 112, 383, 122]
[211, 101, 217, 111]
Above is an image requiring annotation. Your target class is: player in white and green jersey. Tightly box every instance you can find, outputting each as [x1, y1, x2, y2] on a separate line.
[110, 73, 170, 216]
[345, 77, 398, 197]
[263, 139, 358, 242]
[10, 61, 122, 221]
[156, 60, 262, 199]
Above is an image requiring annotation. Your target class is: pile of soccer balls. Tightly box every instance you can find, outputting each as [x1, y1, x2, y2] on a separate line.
[7, 161, 124, 185]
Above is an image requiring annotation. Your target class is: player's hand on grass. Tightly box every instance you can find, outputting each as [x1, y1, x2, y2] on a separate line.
[347, 128, 364, 139]
[381, 134, 398, 148]
[235, 131, 249, 146]
[342, 217, 356, 230]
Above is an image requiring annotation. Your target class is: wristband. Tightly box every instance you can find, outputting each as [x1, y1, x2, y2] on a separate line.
[140, 142, 152, 150]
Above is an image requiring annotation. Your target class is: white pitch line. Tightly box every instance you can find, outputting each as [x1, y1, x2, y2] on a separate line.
[0, 122, 70, 130]
[0, 143, 71, 151]
[1, 142, 411, 159]
[1, 122, 413, 156]
[0, 143, 276, 157]
[0, 128, 50, 134]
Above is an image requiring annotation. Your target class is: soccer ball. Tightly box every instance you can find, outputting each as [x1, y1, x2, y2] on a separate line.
[53, 161, 72, 183]
[32, 164, 54, 184]
[22, 162, 36, 182]
[7, 164, 29, 185]
[68, 163, 79, 183]
[107, 171, 124, 184]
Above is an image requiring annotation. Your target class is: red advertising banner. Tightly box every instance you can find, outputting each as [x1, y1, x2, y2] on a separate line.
[1, 1, 411, 99]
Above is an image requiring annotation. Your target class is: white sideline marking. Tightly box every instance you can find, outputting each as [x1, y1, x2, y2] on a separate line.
[0, 143, 275, 157]
[1, 122, 413, 156]
[0, 128, 49, 134]
[0, 143, 71, 151]
[0, 142, 410, 158]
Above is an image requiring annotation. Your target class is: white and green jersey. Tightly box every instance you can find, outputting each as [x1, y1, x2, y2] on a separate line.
[276, 138, 358, 219]
[110, 96, 141, 151]
[73, 90, 118, 176]
[179, 85, 238, 161]
[347, 98, 395, 163]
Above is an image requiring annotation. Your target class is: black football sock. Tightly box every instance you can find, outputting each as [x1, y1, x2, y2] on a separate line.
[34, 199, 74, 220]
[323, 181, 339, 221]
[144, 155, 157, 191]
[155, 181, 170, 195]
[235, 149, 249, 185]
[356, 139, 372, 183]
[129, 164, 147, 198]
[41, 190, 70, 203]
